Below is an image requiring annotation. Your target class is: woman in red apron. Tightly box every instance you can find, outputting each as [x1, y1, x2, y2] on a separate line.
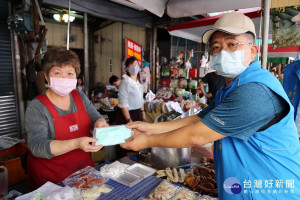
[25, 47, 108, 190]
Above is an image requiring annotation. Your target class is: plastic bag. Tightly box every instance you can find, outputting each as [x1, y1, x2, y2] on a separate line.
[82, 184, 113, 200]
[99, 161, 129, 179]
[29, 193, 46, 200]
[170, 188, 198, 200]
[148, 180, 179, 200]
[46, 187, 82, 200]
[62, 166, 107, 190]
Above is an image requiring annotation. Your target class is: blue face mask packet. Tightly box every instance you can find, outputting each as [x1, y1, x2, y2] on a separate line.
[93, 125, 133, 146]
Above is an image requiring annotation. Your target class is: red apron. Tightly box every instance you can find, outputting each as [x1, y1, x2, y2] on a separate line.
[27, 90, 94, 191]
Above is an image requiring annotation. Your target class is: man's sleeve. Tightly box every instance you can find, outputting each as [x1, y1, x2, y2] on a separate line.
[200, 83, 287, 140]
[201, 73, 209, 83]
[197, 99, 216, 118]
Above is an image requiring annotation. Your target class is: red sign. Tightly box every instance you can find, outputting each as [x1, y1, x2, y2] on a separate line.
[126, 38, 142, 65]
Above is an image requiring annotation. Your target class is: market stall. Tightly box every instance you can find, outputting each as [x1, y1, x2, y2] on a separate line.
[14, 158, 218, 200]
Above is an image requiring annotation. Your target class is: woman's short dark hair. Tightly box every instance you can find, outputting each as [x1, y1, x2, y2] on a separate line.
[125, 56, 138, 68]
[43, 47, 81, 77]
[109, 75, 119, 85]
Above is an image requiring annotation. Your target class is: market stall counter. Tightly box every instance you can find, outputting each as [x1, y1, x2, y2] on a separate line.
[15, 153, 217, 200]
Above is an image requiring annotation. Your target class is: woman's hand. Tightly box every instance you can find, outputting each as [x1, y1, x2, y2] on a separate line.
[94, 118, 109, 128]
[126, 121, 153, 135]
[76, 137, 103, 152]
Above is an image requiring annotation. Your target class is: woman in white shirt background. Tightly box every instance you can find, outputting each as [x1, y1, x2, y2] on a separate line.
[115, 56, 146, 125]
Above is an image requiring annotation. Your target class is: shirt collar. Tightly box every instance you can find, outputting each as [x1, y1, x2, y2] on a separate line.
[122, 74, 141, 86]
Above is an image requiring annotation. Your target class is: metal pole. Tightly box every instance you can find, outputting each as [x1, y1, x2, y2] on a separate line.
[152, 27, 157, 92]
[67, 0, 71, 50]
[13, 33, 25, 137]
[262, 0, 270, 69]
[34, 0, 45, 25]
[84, 13, 89, 95]
[257, 10, 263, 62]
[9, 1, 23, 137]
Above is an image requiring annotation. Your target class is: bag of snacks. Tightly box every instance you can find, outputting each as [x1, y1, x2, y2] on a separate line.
[82, 184, 113, 200]
[148, 180, 179, 200]
[170, 188, 198, 200]
[62, 166, 107, 190]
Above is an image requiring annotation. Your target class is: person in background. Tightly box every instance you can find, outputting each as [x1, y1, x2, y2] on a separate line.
[115, 56, 145, 158]
[76, 77, 84, 92]
[25, 47, 108, 190]
[116, 56, 145, 124]
[270, 66, 278, 77]
[109, 75, 121, 88]
[104, 75, 120, 98]
[121, 13, 300, 200]
[199, 70, 225, 104]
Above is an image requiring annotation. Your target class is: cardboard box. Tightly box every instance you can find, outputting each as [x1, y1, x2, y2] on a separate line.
[0, 143, 28, 186]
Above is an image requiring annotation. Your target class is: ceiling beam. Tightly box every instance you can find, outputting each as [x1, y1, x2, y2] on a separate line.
[42, 0, 152, 28]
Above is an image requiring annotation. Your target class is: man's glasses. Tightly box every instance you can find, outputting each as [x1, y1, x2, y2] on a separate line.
[210, 42, 253, 55]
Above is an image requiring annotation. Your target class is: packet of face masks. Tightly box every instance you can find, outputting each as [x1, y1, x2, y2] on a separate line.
[93, 125, 133, 146]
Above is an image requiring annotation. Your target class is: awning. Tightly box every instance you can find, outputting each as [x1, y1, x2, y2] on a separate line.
[167, 8, 264, 43]
[43, 0, 152, 28]
[128, 0, 261, 18]
[263, 44, 300, 58]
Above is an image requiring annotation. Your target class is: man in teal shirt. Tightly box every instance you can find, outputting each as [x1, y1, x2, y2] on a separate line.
[121, 13, 300, 200]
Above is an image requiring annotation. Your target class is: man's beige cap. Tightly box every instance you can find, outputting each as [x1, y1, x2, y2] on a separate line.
[202, 12, 256, 44]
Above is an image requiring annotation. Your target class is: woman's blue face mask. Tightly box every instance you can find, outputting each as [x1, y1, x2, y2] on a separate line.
[128, 64, 140, 75]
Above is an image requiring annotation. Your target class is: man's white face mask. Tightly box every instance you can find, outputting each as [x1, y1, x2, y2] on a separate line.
[211, 47, 252, 78]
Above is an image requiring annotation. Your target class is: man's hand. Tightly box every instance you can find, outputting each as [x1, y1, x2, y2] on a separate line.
[94, 118, 109, 128]
[205, 93, 212, 98]
[120, 134, 149, 151]
[126, 121, 153, 135]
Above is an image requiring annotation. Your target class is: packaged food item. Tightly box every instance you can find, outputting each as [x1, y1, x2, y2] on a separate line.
[126, 163, 156, 179]
[198, 195, 218, 200]
[29, 193, 46, 200]
[99, 161, 129, 179]
[93, 125, 133, 146]
[170, 188, 198, 200]
[112, 163, 157, 187]
[148, 180, 179, 200]
[82, 184, 113, 200]
[184, 165, 217, 197]
[112, 171, 141, 187]
[156, 168, 186, 183]
[63, 166, 107, 190]
[46, 187, 82, 200]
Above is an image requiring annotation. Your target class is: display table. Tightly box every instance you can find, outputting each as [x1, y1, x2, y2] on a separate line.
[94, 165, 162, 200]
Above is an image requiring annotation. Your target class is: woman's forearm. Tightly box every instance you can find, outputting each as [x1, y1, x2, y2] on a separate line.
[50, 139, 79, 156]
[121, 107, 131, 121]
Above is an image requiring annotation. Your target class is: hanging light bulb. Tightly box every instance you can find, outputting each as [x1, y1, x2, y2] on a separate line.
[53, 13, 75, 23]
[69, 16, 75, 22]
[62, 14, 69, 23]
[62, 14, 75, 23]
[53, 14, 61, 22]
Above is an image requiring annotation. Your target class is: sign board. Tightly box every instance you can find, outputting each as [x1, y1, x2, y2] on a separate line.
[271, 5, 300, 48]
[125, 38, 142, 65]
